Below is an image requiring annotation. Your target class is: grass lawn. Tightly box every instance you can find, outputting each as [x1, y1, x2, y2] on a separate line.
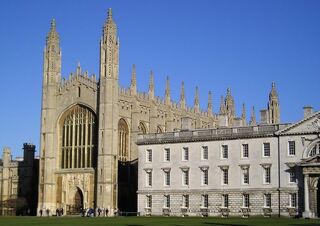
[0, 216, 319, 226]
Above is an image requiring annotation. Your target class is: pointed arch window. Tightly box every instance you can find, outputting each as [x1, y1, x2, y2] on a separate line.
[157, 126, 163, 133]
[60, 105, 97, 169]
[138, 122, 147, 134]
[118, 119, 129, 162]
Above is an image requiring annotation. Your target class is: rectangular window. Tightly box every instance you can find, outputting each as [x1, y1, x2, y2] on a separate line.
[182, 147, 189, 161]
[182, 195, 189, 208]
[222, 194, 229, 208]
[242, 144, 249, 158]
[164, 170, 170, 186]
[288, 141, 296, 156]
[243, 194, 249, 208]
[146, 195, 152, 208]
[290, 193, 297, 207]
[182, 170, 189, 186]
[202, 194, 208, 208]
[146, 149, 152, 162]
[264, 194, 271, 207]
[243, 168, 249, 185]
[202, 169, 208, 185]
[289, 170, 296, 183]
[263, 143, 270, 157]
[264, 167, 271, 184]
[164, 148, 170, 162]
[164, 195, 170, 208]
[202, 146, 208, 160]
[146, 171, 152, 187]
[222, 145, 228, 159]
[222, 168, 229, 185]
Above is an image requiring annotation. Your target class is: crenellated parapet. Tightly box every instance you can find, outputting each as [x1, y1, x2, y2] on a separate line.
[59, 65, 98, 94]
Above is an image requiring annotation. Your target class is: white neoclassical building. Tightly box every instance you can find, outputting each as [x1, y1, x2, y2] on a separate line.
[137, 107, 320, 218]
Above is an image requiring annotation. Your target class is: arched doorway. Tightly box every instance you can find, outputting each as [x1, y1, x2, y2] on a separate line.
[68, 187, 83, 215]
[74, 188, 83, 213]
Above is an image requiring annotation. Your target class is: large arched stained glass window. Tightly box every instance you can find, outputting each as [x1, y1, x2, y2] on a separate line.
[60, 105, 97, 169]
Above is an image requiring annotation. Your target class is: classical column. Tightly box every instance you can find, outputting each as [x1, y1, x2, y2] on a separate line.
[303, 174, 312, 218]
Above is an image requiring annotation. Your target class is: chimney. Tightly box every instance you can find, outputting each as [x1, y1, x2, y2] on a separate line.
[181, 117, 192, 131]
[303, 106, 314, 118]
[260, 109, 269, 124]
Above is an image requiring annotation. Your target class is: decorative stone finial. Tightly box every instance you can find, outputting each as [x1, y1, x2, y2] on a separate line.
[130, 64, 137, 95]
[250, 106, 256, 125]
[207, 91, 212, 116]
[180, 81, 186, 109]
[108, 8, 113, 21]
[148, 70, 154, 100]
[51, 19, 56, 29]
[165, 76, 171, 105]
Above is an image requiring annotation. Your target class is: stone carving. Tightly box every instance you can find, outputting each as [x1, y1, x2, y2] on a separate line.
[307, 116, 320, 131]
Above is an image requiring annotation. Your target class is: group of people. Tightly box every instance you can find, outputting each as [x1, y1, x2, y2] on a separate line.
[79, 207, 110, 217]
[39, 209, 51, 217]
[56, 208, 64, 216]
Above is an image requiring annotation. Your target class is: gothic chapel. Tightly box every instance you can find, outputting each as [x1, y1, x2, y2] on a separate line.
[38, 9, 280, 215]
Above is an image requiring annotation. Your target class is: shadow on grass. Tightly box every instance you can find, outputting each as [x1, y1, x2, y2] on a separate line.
[290, 225, 320, 226]
[203, 223, 249, 226]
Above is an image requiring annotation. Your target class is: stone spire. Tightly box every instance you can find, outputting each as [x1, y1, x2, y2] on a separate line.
[207, 91, 213, 116]
[194, 86, 200, 113]
[241, 103, 246, 126]
[148, 70, 154, 100]
[180, 81, 186, 109]
[46, 19, 59, 46]
[249, 106, 256, 125]
[165, 76, 171, 105]
[44, 18, 61, 84]
[100, 8, 119, 79]
[219, 95, 226, 114]
[130, 64, 137, 95]
[268, 82, 280, 124]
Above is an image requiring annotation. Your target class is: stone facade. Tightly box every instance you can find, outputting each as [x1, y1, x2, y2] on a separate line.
[38, 9, 281, 215]
[0, 144, 38, 216]
[137, 110, 320, 218]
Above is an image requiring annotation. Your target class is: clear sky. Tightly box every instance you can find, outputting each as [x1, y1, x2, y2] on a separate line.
[0, 0, 319, 157]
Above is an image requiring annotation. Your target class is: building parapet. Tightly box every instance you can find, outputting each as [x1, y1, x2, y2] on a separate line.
[59, 73, 98, 93]
[137, 124, 290, 144]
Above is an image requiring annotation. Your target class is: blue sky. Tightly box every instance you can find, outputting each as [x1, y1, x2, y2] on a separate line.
[0, 0, 319, 157]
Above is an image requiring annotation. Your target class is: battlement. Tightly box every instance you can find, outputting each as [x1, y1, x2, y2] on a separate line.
[23, 143, 36, 151]
[59, 72, 98, 93]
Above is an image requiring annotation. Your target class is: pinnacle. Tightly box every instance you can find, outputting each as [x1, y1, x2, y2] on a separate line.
[107, 8, 113, 21]
[51, 18, 56, 29]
